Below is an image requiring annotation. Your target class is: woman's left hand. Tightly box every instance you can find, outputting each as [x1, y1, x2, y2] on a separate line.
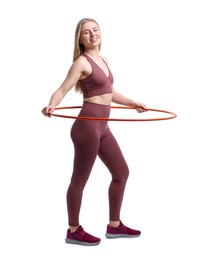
[134, 102, 148, 113]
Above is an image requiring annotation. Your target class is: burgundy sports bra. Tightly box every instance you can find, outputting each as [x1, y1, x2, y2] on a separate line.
[78, 53, 114, 98]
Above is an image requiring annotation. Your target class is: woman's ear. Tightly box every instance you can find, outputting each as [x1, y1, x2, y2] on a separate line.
[79, 37, 82, 44]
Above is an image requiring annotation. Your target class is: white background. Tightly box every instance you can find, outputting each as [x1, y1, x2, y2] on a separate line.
[0, 0, 203, 259]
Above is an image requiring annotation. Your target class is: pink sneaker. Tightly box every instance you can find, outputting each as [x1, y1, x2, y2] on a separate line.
[105, 220, 141, 238]
[65, 226, 101, 246]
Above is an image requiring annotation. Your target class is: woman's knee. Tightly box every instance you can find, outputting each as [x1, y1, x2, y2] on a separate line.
[112, 164, 129, 183]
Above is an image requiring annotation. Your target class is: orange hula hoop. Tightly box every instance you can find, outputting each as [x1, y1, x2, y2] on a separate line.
[50, 106, 177, 122]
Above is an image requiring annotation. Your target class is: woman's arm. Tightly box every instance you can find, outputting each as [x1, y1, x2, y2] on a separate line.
[111, 87, 147, 113]
[42, 57, 85, 116]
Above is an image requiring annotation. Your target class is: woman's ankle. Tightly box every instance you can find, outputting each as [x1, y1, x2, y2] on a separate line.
[69, 226, 79, 233]
[109, 220, 120, 228]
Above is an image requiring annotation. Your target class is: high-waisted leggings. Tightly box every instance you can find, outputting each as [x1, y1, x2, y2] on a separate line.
[67, 101, 129, 226]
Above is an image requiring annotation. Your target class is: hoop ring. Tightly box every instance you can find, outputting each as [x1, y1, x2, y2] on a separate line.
[50, 106, 177, 122]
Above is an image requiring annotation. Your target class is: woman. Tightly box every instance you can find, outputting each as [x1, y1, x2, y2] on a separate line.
[42, 18, 147, 246]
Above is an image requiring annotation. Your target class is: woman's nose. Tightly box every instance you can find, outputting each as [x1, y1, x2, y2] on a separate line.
[90, 30, 95, 36]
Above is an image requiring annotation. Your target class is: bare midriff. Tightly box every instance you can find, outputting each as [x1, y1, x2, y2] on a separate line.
[84, 93, 113, 105]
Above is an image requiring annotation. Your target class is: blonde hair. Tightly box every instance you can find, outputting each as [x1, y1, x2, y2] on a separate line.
[73, 18, 101, 92]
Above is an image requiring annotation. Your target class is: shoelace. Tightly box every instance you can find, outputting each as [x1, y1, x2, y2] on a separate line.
[76, 226, 86, 237]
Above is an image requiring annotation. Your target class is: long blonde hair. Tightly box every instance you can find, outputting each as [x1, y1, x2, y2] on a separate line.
[73, 18, 101, 92]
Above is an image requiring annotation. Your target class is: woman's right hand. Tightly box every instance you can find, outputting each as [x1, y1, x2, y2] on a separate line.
[41, 106, 55, 117]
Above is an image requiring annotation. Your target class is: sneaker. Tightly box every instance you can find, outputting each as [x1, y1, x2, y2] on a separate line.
[105, 220, 141, 238]
[65, 225, 101, 246]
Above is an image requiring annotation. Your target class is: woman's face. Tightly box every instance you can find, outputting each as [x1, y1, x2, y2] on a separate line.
[79, 21, 101, 49]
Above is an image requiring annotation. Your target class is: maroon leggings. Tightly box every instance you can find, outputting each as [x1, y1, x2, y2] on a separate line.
[67, 102, 129, 226]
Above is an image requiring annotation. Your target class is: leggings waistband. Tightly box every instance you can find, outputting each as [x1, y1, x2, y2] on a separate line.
[79, 101, 111, 119]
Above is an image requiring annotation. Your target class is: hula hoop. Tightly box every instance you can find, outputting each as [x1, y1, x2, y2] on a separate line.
[50, 106, 177, 122]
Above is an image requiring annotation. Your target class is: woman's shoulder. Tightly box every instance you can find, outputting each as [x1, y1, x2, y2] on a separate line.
[72, 55, 92, 75]
[72, 55, 90, 70]
[74, 55, 88, 64]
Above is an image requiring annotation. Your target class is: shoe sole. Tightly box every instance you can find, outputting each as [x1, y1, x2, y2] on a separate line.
[65, 238, 101, 246]
[105, 233, 141, 239]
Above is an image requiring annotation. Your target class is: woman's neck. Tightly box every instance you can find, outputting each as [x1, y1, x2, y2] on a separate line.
[84, 49, 100, 58]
